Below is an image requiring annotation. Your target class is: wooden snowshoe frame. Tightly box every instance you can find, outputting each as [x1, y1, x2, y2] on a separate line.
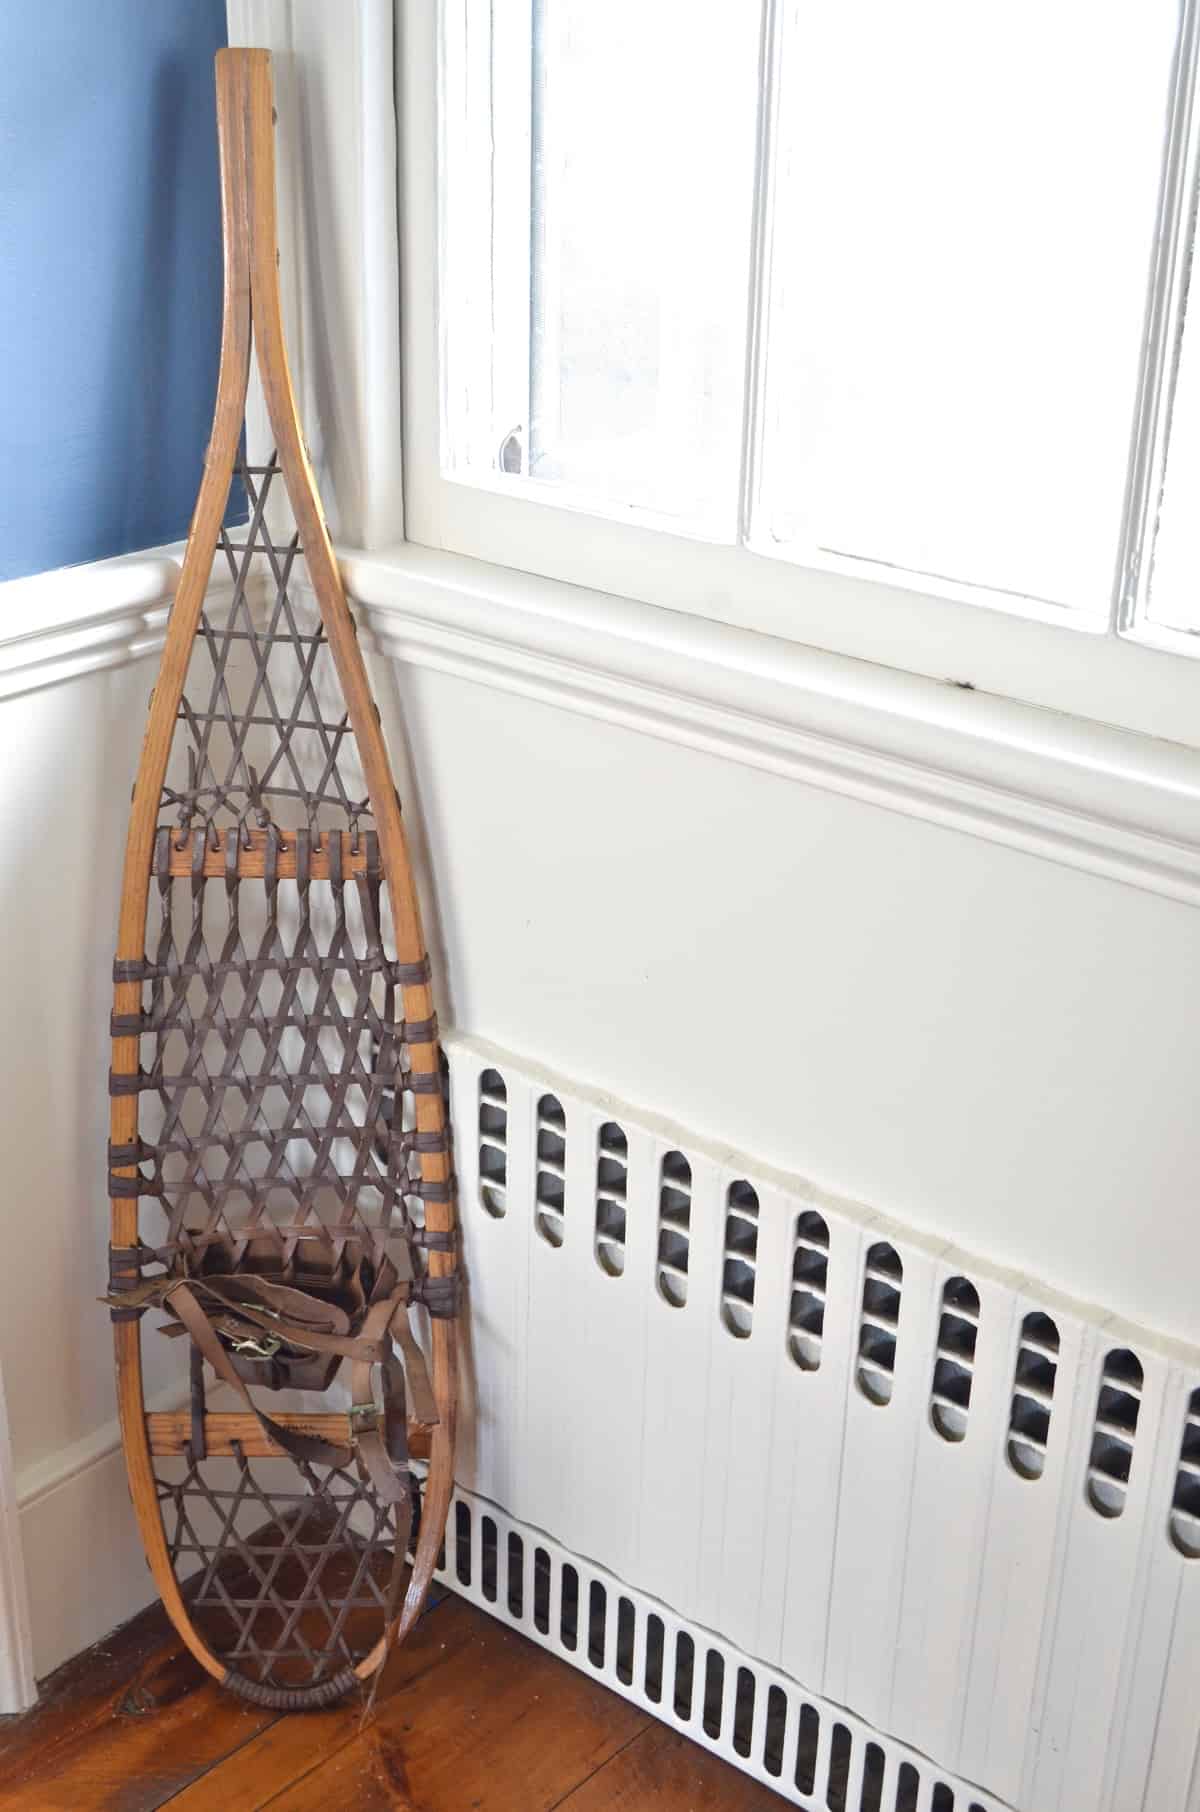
[108, 49, 457, 1709]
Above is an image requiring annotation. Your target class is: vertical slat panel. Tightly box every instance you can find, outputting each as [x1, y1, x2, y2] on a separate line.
[1103, 1364, 1200, 1812]
[769, 1200, 860, 1689]
[888, 1264, 1016, 1771]
[1142, 1561, 1200, 1810]
[527, 1086, 597, 1549]
[823, 1231, 942, 1733]
[713, 1174, 790, 1657]
[450, 1052, 526, 1506]
[566, 1116, 653, 1580]
[637, 1137, 722, 1618]
[958, 1292, 1089, 1804]
[520, 1078, 580, 1541]
[1026, 1336, 1169, 1812]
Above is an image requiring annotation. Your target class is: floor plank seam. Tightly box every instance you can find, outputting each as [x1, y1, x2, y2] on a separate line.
[543, 1720, 656, 1812]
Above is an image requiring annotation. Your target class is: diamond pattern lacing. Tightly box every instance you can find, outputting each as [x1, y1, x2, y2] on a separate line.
[159, 1447, 408, 1686]
[166, 453, 370, 833]
[121, 452, 435, 1691]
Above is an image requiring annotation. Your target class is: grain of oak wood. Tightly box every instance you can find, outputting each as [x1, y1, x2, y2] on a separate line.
[0, 1592, 784, 1810]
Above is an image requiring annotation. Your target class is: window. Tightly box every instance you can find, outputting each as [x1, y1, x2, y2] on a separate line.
[400, 0, 1200, 739]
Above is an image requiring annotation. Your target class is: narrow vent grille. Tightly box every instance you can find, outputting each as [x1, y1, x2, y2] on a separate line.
[789, 1209, 830, 1371]
[595, 1121, 628, 1275]
[478, 1067, 507, 1218]
[1170, 1386, 1200, 1558]
[535, 1092, 566, 1247]
[858, 1241, 902, 1405]
[1087, 1347, 1143, 1518]
[433, 1480, 1003, 1812]
[657, 1149, 692, 1307]
[1007, 1311, 1059, 1480]
[721, 1180, 759, 1338]
[930, 1275, 980, 1443]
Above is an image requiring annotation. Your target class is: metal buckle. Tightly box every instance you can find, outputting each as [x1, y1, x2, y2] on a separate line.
[348, 1402, 379, 1441]
[230, 1332, 282, 1360]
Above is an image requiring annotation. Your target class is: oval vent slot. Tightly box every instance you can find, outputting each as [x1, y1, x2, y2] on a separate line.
[1170, 1386, 1200, 1558]
[594, 1121, 628, 1274]
[656, 1150, 691, 1307]
[1087, 1347, 1143, 1518]
[1007, 1310, 1059, 1479]
[535, 1093, 566, 1247]
[478, 1068, 507, 1218]
[788, 1210, 829, 1371]
[721, 1180, 759, 1338]
[930, 1275, 980, 1442]
[857, 1242, 902, 1404]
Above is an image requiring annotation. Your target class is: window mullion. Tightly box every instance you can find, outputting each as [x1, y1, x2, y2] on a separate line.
[1117, 0, 1200, 640]
[1116, 0, 1200, 641]
[737, 0, 784, 551]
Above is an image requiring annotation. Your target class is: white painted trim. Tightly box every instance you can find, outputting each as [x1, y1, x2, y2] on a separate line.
[6, 539, 1200, 908]
[226, 0, 404, 548]
[0, 1371, 35, 1713]
[0, 546, 248, 703]
[13, 1388, 192, 1686]
[441, 1030, 1199, 1372]
[398, 0, 1200, 751]
[442, 1032, 1200, 1810]
[436, 1475, 1012, 1812]
[0, 545, 184, 702]
[345, 544, 1200, 909]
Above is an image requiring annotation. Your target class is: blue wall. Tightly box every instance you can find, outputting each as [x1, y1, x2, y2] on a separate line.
[0, 2, 231, 581]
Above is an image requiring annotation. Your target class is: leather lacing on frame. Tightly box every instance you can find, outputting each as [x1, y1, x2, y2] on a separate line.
[109, 449, 457, 1702]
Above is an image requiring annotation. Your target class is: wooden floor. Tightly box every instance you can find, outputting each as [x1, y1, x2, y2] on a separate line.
[0, 1587, 785, 1810]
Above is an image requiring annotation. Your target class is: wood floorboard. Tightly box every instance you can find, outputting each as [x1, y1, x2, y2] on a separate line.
[553, 1720, 791, 1809]
[0, 1590, 783, 1811]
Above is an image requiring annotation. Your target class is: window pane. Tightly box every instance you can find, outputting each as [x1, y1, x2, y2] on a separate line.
[753, 0, 1182, 615]
[441, 0, 761, 534]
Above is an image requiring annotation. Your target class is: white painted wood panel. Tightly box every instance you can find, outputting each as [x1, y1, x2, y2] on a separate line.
[443, 1034, 1200, 1808]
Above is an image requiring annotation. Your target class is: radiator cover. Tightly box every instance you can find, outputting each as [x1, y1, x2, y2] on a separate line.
[442, 1033, 1200, 1812]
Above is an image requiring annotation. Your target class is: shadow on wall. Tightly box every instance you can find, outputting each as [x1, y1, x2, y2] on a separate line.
[0, 0, 233, 580]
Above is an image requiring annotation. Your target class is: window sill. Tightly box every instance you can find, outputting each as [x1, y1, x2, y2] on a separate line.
[343, 542, 1200, 909]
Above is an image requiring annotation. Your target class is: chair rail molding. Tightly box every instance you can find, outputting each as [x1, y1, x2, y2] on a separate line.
[6, 537, 1200, 906]
[0, 546, 249, 703]
[345, 544, 1200, 911]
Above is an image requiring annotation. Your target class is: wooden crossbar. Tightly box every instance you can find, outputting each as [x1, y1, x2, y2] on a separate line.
[163, 828, 371, 880]
[145, 1411, 433, 1461]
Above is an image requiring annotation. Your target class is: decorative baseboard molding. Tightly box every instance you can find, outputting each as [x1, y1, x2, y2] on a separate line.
[0, 1374, 35, 1713]
[0, 545, 245, 702]
[17, 1441, 161, 1688]
[13, 1381, 192, 1686]
[10, 1375, 327, 1692]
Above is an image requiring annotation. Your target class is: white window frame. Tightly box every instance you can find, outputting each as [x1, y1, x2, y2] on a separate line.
[397, 0, 1200, 748]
